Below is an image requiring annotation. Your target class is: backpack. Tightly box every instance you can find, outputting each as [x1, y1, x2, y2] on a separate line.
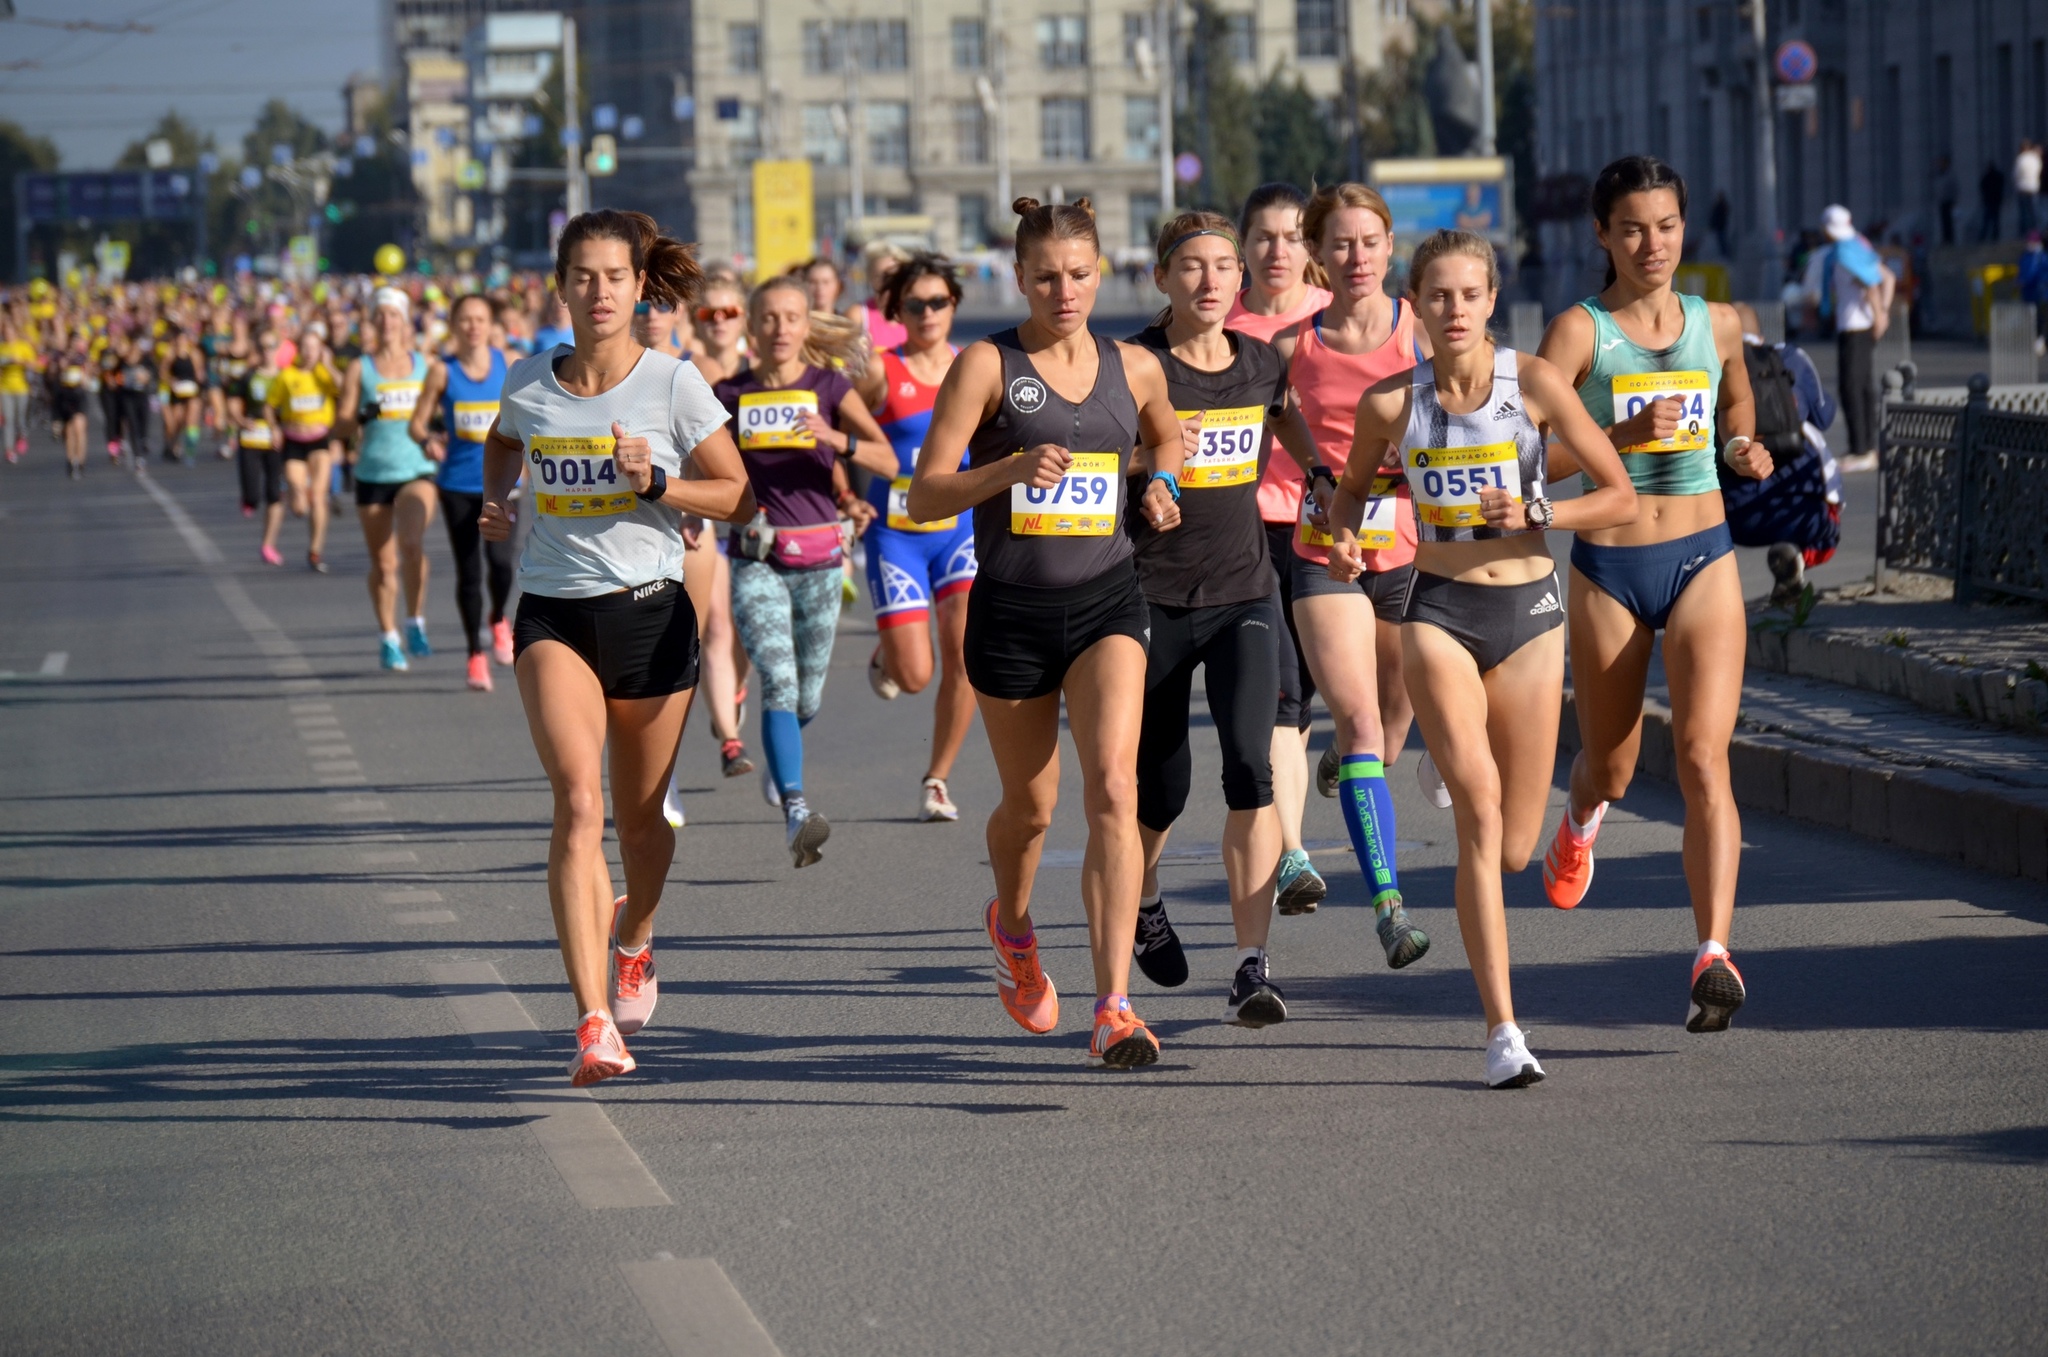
[1742, 341, 1805, 462]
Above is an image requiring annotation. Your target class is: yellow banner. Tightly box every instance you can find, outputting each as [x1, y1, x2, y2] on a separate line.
[753, 160, 816, 282]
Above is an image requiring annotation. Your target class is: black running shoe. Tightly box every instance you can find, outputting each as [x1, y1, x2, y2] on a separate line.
[720, 739, 755, 777]
[1132, 900, 1189, 988]
[1224, 953, 1287, 1028]
[1316, 743, 1340, 798]
[1375, 895, 1430, 969]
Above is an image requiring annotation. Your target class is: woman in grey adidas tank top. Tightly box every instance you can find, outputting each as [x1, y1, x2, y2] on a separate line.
[1332, 230, 1637, 1090]
[905, 196, 1185, 1068]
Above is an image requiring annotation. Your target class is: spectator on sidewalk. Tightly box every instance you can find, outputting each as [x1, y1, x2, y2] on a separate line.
[1710, 190, 1733, 259]
[1979, 161, 2007, 242]
[2018, 140, 2044, 237]
[1935, 157, 1959, 245]
[2020, 232, 2048, 357]
[1801, 204, 1894, 474]
[1727, 302, 1843, 606]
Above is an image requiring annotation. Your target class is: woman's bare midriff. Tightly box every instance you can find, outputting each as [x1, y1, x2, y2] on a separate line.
[1573, 489, 1724, 548]
[1414, 535, 1556, 586]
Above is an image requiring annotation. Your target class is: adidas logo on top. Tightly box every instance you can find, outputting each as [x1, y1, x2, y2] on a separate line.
[1528, 590, 1560, 616]
[1493, 400, 1519, 421]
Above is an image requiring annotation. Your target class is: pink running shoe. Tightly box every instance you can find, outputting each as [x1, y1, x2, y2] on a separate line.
[259, 544, 283, 566]
[610, 894, 658, 1035]
[466, 652, 493, 692]
[567, 1011, 635, 1086]
[491, 619, 515, 667]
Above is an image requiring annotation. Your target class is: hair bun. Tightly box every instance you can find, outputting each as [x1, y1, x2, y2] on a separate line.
[1070, 197, 1094, 216]
[1012, 196, 1044, 216]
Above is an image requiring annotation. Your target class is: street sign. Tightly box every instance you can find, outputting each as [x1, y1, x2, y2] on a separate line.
[1173, 151, 1202, 185]
[1775, 84, 1818, 111]
[752, 159, 815, 280]
[1774, 39, 1818, 85]
[456, 159, 486, 189]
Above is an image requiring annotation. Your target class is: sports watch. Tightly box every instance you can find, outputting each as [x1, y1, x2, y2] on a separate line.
[1524, 495, 1554, 530]
[634, 464, 668, 503]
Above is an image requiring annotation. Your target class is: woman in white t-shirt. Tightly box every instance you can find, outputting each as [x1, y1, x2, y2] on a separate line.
[479, 210, 753, 1087]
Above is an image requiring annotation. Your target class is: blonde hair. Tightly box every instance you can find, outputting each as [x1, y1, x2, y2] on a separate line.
[1406, 229, 1501, 296]
[1301, 183, 1394, 249]
[747, 274, 869, 377]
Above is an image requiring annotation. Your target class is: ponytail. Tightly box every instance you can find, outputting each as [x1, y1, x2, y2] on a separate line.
[553, 209, 704, 309]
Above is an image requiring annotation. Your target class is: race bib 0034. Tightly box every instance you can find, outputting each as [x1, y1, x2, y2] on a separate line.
[738, 390, 819, 450]
[452, 400, 498, 442]
[1010, 452, 1118, 536]
[1612, 370, 1712, 453]
[1179, 405, 1263, 488]
[530, 435, 637, 517]
[887, 473, 955, 532]
[1408, 444, 1521, 528]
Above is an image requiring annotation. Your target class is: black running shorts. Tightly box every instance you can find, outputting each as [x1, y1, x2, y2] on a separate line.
[964, 563, 1151, 701]
[513, 578, 701, 699]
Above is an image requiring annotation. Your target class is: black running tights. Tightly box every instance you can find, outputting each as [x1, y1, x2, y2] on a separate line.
[1136, 593, 1281, 831]
[439, 489, 518, 653]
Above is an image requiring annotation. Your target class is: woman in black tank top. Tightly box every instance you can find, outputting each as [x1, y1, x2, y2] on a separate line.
[906, 197, 1185, 1068]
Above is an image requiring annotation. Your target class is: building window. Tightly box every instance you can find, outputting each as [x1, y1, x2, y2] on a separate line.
[1223, 12, 1255, 66]
[1038, 16, 1088, 69]
[1129, 191, 1161, 247]
[1124, 95, 1160, 162]
[729, 103, 762, 166]
[735, 188, 753, 252]
[1934, 54, 1953, 161]
[1880, 66, 1901, 208]
[1694, 6, 1712, 42]
[1123, 12, 1154, 67]
[959, 193, 991, 249]
[803, 104, 848, 165]
[955, 101, 990, 164]
[1297, 0, 1339, 59]
[1691, 97, 1713, 192]
[728, 24, 760, 74]
[868, 102, 910, 166]
[804, 20, 909, 74]
[952, 18, 986, 69]
[1042, 97, 1090, 161]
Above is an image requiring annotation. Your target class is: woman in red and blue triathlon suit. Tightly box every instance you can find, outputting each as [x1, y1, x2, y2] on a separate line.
[855, 253, 978, 824]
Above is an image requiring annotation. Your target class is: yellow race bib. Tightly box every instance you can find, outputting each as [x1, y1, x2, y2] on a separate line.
[452, 400, 498, 441]
[1408, 443, 1520, 528]
[1179, 405, 1263, 488]
[1010, 452, 1118, 536]
[1298, 475, 1399, 549]
[738, 389, 818, 450]
[376, 381, 423, 421]
[170, 380, 200, 400]
[530, 435, 637, 517]
[887, 475, 956, 532]
[1612, 370, 1712, 453]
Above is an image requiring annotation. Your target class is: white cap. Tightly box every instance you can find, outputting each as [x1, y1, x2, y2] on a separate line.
[372, 286, 410, 316]
[1822, 204, 1856, 241]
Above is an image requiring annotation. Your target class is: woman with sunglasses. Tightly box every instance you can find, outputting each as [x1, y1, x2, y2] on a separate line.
[636, 296, 693, 362]
[852, 252, 976, 824]
[714, 276, 898, 867]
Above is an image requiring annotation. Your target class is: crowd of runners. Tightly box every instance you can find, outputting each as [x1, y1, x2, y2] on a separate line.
[1, 154, 1768, 1089]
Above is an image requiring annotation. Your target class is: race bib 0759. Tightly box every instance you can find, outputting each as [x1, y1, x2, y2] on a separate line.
[530, 435, 637, 517]
[887, 473, 955, 532]
[452, 400, 498, 441]
[377, 381, 423, 421]
[1408, 443, 1521, 528]
[1612, 370, 1712, 453]
[738, 390, 818, 450]
[1179, 405, 1263, 488]
[1010, 452, 1118, 536]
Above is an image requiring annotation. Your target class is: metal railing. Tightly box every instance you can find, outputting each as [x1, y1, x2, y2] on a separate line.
[1879, 368, 2048, 602]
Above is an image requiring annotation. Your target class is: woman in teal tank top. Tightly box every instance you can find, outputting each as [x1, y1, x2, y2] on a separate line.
[1533, 156, 1774, 1036]
[338, 288, 441, 670]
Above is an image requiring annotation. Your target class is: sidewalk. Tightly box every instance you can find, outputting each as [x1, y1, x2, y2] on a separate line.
[1561, 575, 2048, 884]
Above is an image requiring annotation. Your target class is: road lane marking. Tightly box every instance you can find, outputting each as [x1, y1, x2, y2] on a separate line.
[621, 1258, 785, 1357]
[39, 651, 67, 676]
[429, 961, 673, 1210]
[312, 760, 362, 775]
[304, 744, 355, 757]
[289, 702, 333, 714]
[393, 910, 458, 925]
[381, 889, 444, 904]
[358, 850, 417, 865]
[327, 798, 389, 815]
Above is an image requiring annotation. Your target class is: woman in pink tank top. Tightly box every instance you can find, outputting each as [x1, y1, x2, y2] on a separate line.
[1269, 184, 1438, 967]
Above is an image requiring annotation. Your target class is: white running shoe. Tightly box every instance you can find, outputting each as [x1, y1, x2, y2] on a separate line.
[567, 1011, 635, 1087]
[868, 648, 901, 701]
[610, 895, 658, 1036]
[1417, 750, 1452, 810]
[760, 766, 782, 809]
[1485, 1024, 1546, 1089]
[919, 776, 959, 822]
[785, 801, 829, 868]
[662, 782, 686, 829]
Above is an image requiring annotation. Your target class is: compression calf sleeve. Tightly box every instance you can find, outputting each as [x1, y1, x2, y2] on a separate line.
[1338, 754, 1401, 907]
[761, 708, 805, 795]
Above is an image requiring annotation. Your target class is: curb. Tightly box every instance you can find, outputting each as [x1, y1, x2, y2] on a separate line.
[1560, 691, 2048, 884]
[1748, 625, 2048, 733]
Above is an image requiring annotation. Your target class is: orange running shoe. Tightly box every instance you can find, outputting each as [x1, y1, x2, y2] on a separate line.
[567, 1012, 635, 1086]
[1542, 802, 1605, 910]
[986, 898, 1058, 1034]
[1687, 949, 1747, 1033]
[1089, 995, 1159, 1068]
[610, 894, 658, 1036]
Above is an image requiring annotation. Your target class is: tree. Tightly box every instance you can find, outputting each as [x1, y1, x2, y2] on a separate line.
[0, 120, 59, 280]
[115, 110, 214, 170]
[326, 83, 418, 274]
[224, 100, 334, 258]
[1252, 71, 1345, 193]
[1450, 0, 1537, 246]
[1175, 0, 1260, 214]
[110, 111, 221, 276]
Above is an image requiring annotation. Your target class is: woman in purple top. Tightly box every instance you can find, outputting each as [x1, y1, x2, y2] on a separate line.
[713, 276, 897, 867]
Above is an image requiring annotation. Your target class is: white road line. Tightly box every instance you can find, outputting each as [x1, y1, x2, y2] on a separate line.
[39, 651, 67, 676]
[380, 889, 443, 904]
[327, 798, 389, 815]
[312, 760, 362, 775]
[393, 909, 458, 925]
[429, 961, 673, 1210]
[304, 744, 356, 757]
[621, 1258, 785, 1357]
[289, 701, 333, 714]
[358, 850, 417, 865]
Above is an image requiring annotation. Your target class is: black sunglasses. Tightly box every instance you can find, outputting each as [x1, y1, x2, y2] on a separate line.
[900, 297, 955, 318]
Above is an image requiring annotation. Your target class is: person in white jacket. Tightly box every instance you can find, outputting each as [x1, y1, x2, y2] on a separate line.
[1800, 205, 1894, 473]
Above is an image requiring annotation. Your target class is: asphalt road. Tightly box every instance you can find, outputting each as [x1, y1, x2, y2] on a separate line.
[2, 436, 2043, 1357]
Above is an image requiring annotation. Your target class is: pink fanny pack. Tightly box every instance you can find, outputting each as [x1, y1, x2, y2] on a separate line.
[770, 522, 844, 570]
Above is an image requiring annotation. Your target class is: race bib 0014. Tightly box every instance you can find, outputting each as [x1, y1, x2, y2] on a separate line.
[377, 381, 423, 421]
[1612, 370, 1712, 453]
[738, 389, 819, 450]
[1408, 443, 1521, 528]
[530, 435, 637, 517]
[887, 473, 956, 532]
[1010, 452, 1118, 536]
[452, 400, 498, 442]
[1179, 405, 1263, 488]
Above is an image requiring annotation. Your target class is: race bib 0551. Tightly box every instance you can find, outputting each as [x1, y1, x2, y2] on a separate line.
[1408, 444, 1521, 528]
[530, 435, 637, 517]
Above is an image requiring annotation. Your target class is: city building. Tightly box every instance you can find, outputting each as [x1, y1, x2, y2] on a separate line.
[408, 51, 475, 245]
[686, 0, 1401, 269]
[1534, 0, 2048, 323]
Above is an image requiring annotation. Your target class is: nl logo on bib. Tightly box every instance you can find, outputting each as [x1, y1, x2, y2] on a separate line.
[1008, 376, 1047, 414]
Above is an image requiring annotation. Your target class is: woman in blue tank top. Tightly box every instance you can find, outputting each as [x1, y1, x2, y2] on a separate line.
[1534, 156, 1774, 1035]
[411, 293, 516, 691]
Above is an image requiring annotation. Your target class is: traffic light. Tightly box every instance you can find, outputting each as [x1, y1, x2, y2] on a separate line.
[587, 134, 618, 177]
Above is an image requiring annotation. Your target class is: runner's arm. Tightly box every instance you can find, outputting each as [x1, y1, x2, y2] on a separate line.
[1536, 305, 1675, 454]
[826, 388, 900, 478]
[334, 361, 363, 443]
[1710, 301, 1770, 480]
[1328, 379, 1410, 565]
[408, 359, 447, 448]
[1520, 355, 1637, 533]
[906, 341, 1025, 523]
[662, 425, 754, 522]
